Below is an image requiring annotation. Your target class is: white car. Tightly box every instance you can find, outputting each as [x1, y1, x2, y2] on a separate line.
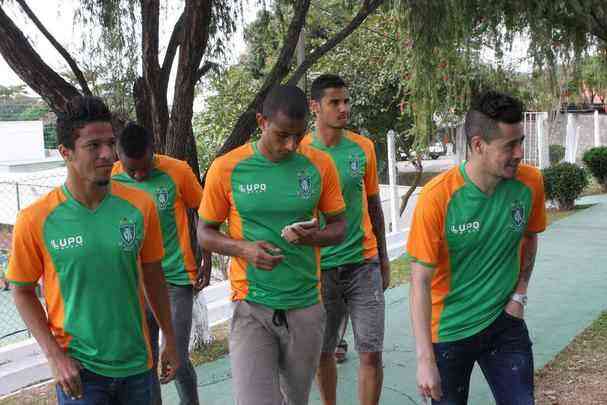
[428, 142, 446, 159]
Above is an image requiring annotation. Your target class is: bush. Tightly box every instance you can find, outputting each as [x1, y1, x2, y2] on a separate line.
[582, 146, 607, 191]
[542, 162, 588, 211]
[549, 144, 565, 166]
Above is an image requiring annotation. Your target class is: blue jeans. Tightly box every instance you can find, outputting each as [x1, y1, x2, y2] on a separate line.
[432, 311, 534, 405]
[55, 369, 152, 404]
[147, 283, 199, 405]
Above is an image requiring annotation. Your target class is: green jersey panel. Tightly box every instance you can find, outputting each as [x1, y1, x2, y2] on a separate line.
[44, 186, 150, 377]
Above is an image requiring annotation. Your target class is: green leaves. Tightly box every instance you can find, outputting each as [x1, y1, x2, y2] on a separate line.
[543, 162, 589, 210]
[582, 146, 607, 190]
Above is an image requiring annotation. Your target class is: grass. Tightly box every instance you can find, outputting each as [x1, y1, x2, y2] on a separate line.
[190, 322, 230, 366]
[580, 177, 605, 197]
[546, 203, 594, 225]
[535, 311, 607, 404]
[389, 254, 413, 288]
[0, 382, 55, 404]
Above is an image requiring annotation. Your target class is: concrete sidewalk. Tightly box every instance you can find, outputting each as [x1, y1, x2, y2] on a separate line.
[162, 195, 607, 404]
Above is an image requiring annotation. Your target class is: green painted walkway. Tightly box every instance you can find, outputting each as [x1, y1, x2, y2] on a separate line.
[163, 195, 607, 404]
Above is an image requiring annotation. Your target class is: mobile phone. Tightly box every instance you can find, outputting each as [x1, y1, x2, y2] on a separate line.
[288, 218, 317, 228]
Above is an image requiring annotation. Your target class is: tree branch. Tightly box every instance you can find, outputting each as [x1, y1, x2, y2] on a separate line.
[287, 0, 385, 86]
[160, 12, 185, 91]
[195, 61, 219, 83]
[588, 7, 607, 43]
[14, 0, 92, 96]
[214, 0, 311, 159]
[400, 155, 423, 215]
[0, 5, 80, 111]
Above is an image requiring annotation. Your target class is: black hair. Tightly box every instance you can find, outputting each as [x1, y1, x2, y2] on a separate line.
[464, 90, 524, 145]
[117, 122, 153, 159]
[261, 85, 309, 121]
[56, 96, 112, 149]
[310, 74, 347, 102]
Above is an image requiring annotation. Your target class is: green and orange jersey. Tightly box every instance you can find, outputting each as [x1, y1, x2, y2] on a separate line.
[302, 131, 379, 268]
[6, 182, 164, 377]
[112, 154, 202, 285]
[199, 142, 346, 310]
[407, 163, 547, 343]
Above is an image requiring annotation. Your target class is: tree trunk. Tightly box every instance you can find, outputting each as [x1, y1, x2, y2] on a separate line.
[400, 155, 423, 215]
[0, 6, 80, 112]
[165, 0, 211, 179]
[141, 0, 170, 150]
[133, 77, 154, 132]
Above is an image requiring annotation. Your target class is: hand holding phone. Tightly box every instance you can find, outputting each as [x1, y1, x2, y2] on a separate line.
[281, 218, 318, 243]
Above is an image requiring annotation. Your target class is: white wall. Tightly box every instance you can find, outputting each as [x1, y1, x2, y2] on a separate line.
[0, 121, 45, 162]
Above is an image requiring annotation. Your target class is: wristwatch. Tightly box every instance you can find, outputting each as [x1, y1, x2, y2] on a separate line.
[511, 293, 528, 307]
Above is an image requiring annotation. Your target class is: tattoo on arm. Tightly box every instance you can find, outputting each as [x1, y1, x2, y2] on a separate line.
[519, 234, 538, 284]
[368, 195, 388, 262]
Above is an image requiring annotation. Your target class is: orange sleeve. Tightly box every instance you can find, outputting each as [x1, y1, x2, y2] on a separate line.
[177, 160, 203, 209]
[199, 158, 231, 225]
[319, 156, 346, 216]
[406, 191, 445, 267]
[6, 210, 44, 285]
[526, 171, 547, 233]
[140, 200, 165, 264]
[111, 161, 124, 176]
[364, 142, 380, 197]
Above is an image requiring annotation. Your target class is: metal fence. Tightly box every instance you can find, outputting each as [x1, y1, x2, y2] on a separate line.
[0, 174, 63, 347]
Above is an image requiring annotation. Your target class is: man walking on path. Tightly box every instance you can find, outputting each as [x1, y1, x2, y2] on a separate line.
[303, 74, 389, 405]
[113, 122, 210, 405]
[408, 90, 546, 404]
[198, 85, 347, 405]
[6, 96, 178, 404]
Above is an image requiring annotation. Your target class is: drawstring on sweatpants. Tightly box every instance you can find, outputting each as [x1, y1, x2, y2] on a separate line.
[272, 309, 289, 330]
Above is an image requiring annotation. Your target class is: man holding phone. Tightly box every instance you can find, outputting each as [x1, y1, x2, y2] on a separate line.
[197, 85, 346, 405]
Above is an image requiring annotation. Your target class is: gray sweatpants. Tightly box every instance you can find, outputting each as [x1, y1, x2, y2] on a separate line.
[229, 300, 326, 405]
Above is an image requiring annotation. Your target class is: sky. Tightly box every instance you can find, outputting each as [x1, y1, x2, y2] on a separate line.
[0, 1, 258, 91]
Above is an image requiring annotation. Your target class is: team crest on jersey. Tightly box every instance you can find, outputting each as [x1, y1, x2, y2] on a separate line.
[155, 187, 169, 210]
[348, 153, 362, 177]
[297, 170, 312, 199]
[510, 201, 525, 231]
[119, 218, 137, 251]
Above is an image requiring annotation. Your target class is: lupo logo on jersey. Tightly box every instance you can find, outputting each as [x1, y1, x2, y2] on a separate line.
[510, 200, 525, 231]
[239, 183, 267, 193]
[155, 187, 169, 210]
[450, 221, 481, 235]
[119, 217, 137, 251]
[50, 235, 84, 250]
[297, 170, 312, 199]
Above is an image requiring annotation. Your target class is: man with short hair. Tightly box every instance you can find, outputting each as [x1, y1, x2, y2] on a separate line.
[303, 74, 389, 405]
[198, 85, 347, 405]
[7, 96, 178, 404]
[408, 90, 546, 404]
[112, 122, 209, 405]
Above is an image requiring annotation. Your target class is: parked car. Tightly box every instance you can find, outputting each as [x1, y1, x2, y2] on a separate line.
[428, 141, 446, 159]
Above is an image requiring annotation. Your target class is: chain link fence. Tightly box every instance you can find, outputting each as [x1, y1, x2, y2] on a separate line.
[0, 173, 64, 347]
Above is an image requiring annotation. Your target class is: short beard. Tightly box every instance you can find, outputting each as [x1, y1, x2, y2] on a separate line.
[95, 179, 110, 187]
[328, 122, 347, 130]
